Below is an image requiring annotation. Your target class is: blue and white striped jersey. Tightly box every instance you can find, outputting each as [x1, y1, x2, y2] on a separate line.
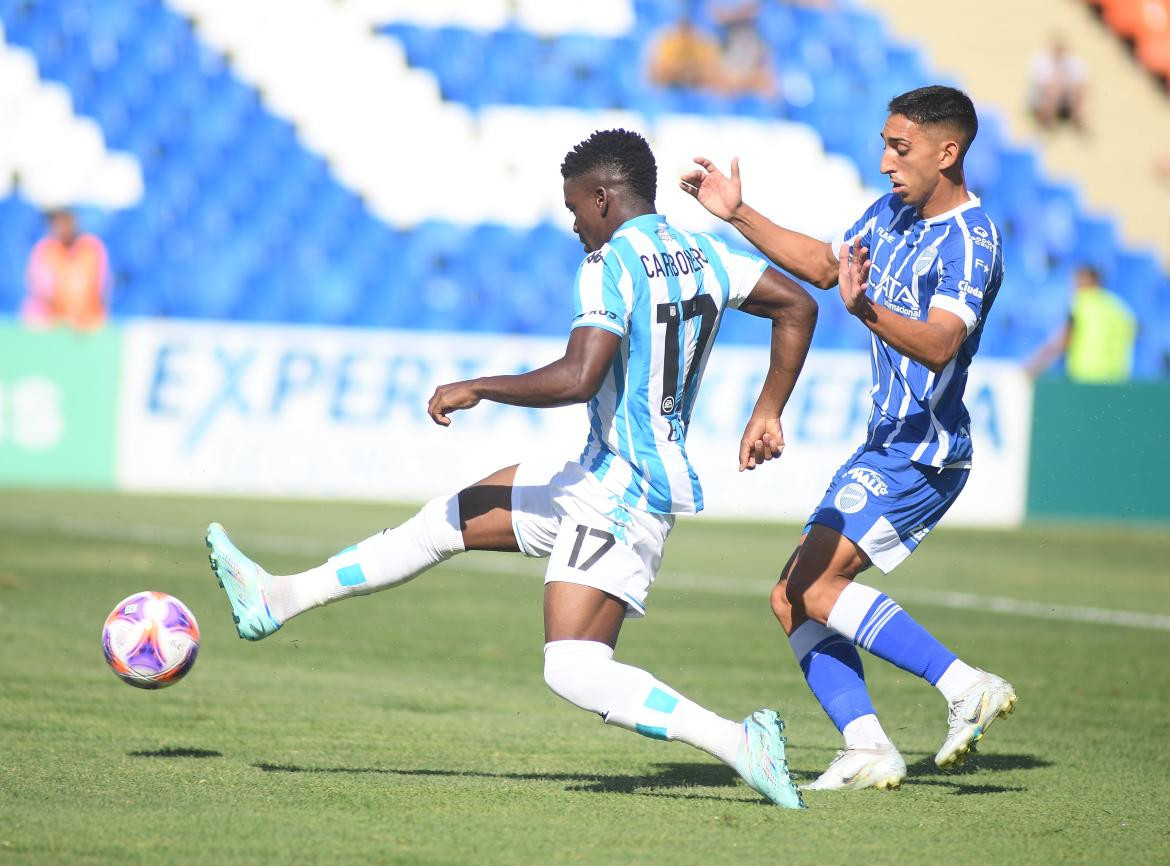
[837, 193, 1004, 469]
[571, 214, 767, 514]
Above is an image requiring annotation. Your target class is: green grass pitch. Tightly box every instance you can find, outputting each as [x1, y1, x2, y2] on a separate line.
[1, 489, 1168, 865]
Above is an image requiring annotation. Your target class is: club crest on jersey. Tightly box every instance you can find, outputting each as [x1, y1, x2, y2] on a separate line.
[833, 483, 869, 514]
[911, 247, 938, 276]
[844, 467, 889, 496]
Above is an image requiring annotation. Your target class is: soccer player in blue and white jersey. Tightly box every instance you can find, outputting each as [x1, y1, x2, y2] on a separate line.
[206, 129, 818, 809]
[682, 86, 1017, 791]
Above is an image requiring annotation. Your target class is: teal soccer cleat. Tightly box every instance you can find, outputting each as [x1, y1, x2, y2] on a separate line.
[734, 709, 807, 810]
[206, 522, 281, 641]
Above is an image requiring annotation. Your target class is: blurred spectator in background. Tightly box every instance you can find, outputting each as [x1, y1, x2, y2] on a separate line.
[1026, 265, 1137, 383]
[1028, 34, 1089, 132]
[710, 1, 781, 102]
[22, 209, 110, 331]
[646, 3, 724, 90]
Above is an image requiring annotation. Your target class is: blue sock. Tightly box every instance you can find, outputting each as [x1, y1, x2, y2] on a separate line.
[828, 583, 956, 685]
[789, 620, 876, 732]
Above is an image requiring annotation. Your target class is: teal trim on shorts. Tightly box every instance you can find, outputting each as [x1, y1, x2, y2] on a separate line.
[636, 723, 669, 740]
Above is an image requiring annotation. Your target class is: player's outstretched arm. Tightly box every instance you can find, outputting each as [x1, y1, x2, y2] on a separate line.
[837, 241, 967, 374]
[735, 268, 819, 471]
[680, 156, 839, 289]
[427, 326, 621, 426]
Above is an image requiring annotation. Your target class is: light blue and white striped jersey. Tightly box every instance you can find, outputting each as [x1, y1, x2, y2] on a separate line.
[837, 192, 1004, 469]
[571, 214, 768, 514]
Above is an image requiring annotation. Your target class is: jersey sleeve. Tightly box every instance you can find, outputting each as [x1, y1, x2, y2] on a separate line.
[930, 218, 1000, 335]
[571, 248, 629, 337]
[830, 194, 892, 254]
[707, 235, 768, 309]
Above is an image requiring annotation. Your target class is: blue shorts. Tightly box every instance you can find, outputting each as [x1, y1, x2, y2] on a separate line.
[805, 445, 969, 573]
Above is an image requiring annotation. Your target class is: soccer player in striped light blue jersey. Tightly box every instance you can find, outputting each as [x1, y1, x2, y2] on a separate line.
[206, 129, 818, 809]
[682, 86, 1017, 791]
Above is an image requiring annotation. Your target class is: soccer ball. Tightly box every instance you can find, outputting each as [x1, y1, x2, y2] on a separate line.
[102, 591, 200, 689]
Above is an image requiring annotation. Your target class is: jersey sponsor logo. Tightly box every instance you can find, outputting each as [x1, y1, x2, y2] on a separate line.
[845, 466, 889, 496]
[972, 226, 989, 238]
[833, 482, 869, 514]
[639, 248, 708, 280]
[877, 274, 920, 316]
[585, 251, 604, 264]
[876, 225, 898, 245]
[971, 233, 996, 252]
[958, 279, 983, 299]
[574, 309, 622, 323]
[660, 394, 676, 413]
[973, 258, 991, 274]
[911, 248, 938, 276]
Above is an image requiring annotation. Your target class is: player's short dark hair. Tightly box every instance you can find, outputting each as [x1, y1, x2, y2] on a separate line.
[561, 129, 657, 206]
[888, 86, 979, 158]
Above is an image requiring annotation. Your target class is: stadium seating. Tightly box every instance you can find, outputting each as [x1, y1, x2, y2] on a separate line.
[1087, 0, 1170, 85]
[0, 0, 1167, 376]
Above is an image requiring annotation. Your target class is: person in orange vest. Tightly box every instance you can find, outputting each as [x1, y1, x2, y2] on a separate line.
[22, 208, 110, 331]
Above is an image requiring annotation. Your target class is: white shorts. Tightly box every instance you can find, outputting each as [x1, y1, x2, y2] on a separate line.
[510, 460, 675, 618]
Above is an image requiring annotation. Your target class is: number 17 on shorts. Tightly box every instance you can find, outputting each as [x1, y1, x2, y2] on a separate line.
[544, 515, 670, 619]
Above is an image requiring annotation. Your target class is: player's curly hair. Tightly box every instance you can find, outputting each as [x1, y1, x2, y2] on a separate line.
[888, 86, 979, 158]
[561, 129, 657, 206]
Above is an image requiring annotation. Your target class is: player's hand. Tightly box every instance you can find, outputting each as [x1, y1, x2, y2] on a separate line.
[838, 237, 872, 315]
[680, 156, 743, 222]
[427, 380, 481, 426]
[738, 414, 785, 471]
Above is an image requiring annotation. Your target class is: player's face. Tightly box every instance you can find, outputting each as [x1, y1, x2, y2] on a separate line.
[879, 114, 944, 210]
[563, 175, 608, 253]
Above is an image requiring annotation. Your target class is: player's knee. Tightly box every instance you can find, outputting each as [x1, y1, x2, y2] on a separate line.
[417, 494, 464, 560]
[543, 640, 613, 711]
[770, 580, 791, 619]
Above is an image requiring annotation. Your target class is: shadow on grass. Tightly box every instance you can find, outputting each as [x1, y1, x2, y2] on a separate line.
[902, 752, 1050, 795]
[255, 761, 754, 803]
[792, 751, 1049, 796]
[129, 747, 223, 758]
[905, 752, 1052, 775]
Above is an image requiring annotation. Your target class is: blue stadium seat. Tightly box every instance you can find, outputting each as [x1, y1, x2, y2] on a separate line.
[0, 0, 1164, 376]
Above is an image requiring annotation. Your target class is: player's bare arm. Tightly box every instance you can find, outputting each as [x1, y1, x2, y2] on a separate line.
[837, 239, 967, 374]
[427, 326, 621, 426]
[735, 268, 818, 471]
[680, 156, 839, 289]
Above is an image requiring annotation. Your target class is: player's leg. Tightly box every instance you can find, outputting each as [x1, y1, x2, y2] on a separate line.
[543, 580, 747, 763]
[785, 453, 1016, 770]
[538, 481, 802, 808]
[772, 527, 905, 790]
[206, 466, 521, 639]
[542, 582, 802, 809]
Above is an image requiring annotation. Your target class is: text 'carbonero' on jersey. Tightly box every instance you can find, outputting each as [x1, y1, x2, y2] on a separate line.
[639, 247, 710, 279]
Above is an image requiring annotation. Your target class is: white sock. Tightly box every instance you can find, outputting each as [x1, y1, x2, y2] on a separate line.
[934, 659, 983, 703]
[842, 714, 894, 750]
[267, 494, 466, 622]
[543, 640, 744, 766]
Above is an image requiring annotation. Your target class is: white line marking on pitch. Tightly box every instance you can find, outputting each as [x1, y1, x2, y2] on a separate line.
[5, 514, 1170, 633]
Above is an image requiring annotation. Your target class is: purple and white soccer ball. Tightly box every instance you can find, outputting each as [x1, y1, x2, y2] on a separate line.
[102, 591, 200, 689]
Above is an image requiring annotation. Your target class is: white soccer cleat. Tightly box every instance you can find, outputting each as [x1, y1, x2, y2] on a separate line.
[800, 744, 906, 791]
[935, 670, 1017, 769]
